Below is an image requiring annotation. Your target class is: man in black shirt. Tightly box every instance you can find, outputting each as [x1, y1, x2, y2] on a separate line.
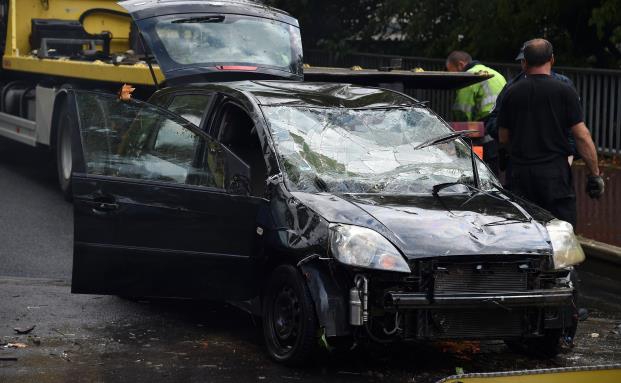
[498, 39, 604, 227]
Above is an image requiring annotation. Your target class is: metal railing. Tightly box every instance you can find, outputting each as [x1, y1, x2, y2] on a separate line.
[305, 50, 621, 154]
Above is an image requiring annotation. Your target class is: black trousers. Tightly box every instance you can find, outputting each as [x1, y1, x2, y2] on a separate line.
[510, 157, 577, 228]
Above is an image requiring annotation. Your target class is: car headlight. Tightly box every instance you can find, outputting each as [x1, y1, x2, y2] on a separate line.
[546, 219, 585, 269]
[329, 224, 411, 273]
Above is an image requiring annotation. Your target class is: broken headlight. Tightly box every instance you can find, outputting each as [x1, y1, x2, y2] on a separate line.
[546, 219, 585, 269]
[329, 224, 410, 273]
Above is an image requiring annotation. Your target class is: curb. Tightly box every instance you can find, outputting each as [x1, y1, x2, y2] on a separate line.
[578, 236, 621, 266]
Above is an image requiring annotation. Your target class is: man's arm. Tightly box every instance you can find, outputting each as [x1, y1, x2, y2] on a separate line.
[498, 127, 509, 145]
[484, 87, 506, 140]
[571, 122, 599, 175]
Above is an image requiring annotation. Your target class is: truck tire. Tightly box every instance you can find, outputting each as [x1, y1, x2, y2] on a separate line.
[262, 264, 319, 365]
[56, 100, 75, 201]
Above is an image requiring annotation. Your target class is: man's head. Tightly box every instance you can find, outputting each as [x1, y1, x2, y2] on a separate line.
[515, 44, 527, 71]
[522, 38, 555, 73]
[446, 51, 472, 72]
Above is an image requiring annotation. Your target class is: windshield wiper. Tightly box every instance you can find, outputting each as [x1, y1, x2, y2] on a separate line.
[415, 129, 482, 189]
[432, 181, 504, 201]
[172, 15, 225, 24]
[413, 130, 479, 150]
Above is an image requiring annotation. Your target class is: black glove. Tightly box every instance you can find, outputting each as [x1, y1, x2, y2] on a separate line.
[586, 175, 605, 199]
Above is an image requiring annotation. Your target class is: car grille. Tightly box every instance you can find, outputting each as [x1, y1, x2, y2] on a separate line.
[434, 262, 528, 293]
[430, 309, 523, 338]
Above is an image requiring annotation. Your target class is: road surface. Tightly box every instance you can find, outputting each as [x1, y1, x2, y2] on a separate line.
[1, 138, 619, 383]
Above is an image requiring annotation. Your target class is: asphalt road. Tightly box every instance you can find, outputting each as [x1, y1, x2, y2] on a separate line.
[0, 137, 620, 383]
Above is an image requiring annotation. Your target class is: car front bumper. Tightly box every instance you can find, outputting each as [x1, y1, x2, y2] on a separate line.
[384, 288, 574, 309]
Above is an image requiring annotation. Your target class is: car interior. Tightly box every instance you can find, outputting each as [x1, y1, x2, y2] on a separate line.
[217, 103, 268, 197]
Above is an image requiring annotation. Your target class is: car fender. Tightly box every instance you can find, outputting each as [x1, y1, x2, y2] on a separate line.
[298, 257, 350, 337]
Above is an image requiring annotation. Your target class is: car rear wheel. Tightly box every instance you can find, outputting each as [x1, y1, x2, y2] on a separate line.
[56, 100, 75, 201]
[262, 264, 318, 365]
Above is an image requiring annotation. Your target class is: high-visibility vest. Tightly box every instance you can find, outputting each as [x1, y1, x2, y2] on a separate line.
[452, 63, 507, 122]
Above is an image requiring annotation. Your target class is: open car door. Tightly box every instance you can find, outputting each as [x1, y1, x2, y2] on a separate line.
[69, 90, 265, 300]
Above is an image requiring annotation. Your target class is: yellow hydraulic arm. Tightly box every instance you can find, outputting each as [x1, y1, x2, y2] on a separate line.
[2, 0, 164, 85]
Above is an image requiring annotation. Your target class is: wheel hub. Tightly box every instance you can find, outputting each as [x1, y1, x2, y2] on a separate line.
[273, 286, 300, 345]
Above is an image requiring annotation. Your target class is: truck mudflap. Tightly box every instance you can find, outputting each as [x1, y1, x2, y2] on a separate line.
[437, 364, 621, 383]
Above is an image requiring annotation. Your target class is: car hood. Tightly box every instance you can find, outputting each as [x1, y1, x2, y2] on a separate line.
[290, 191, 553, 259]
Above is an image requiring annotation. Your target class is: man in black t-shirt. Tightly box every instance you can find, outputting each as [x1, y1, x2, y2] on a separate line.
[498, 39, 604, 227]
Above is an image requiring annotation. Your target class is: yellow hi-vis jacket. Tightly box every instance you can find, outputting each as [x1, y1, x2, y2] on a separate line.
[452, 63, 507, 122]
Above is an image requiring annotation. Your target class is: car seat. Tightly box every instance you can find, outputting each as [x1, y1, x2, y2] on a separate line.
[218, 105, 267, 196]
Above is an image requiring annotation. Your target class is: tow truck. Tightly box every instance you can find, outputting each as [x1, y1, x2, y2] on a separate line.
[0, 0, 487, 199]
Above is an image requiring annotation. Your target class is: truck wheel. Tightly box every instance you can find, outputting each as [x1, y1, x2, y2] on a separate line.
[56, 101, 75, 201]
[262, 265, 319, 365]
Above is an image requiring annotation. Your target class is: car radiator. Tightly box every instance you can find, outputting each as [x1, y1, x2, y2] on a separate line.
[428, 309, 523, 338]
[433, 261, 529, 293]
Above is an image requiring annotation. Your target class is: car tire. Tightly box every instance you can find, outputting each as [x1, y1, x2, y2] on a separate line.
[55, 100, 75, 201]
[262, 264, 319, 365]
[505, 329, 563, 358]
[526, 330, 563, 358]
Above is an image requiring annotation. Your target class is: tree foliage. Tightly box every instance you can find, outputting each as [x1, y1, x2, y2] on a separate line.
[266, 0, 621, 68]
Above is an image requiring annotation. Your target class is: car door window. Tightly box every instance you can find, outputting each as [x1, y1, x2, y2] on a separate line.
[73, 91, 225, 188]
[166, 93, 212, 126]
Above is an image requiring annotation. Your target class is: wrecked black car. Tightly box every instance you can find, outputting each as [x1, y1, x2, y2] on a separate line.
[69, 81, 585, 364]
[68, 0, 586, 366]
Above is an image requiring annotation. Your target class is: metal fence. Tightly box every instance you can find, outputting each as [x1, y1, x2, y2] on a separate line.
[305, 50, 621, 155]
[573, 165, 621, 246]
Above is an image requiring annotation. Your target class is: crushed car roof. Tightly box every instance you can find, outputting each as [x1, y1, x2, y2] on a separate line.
[212, 80, 417, 108]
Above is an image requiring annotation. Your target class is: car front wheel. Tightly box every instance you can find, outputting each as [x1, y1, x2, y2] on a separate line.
[262, 264, 318, 365]
[506, 329, 563, 358]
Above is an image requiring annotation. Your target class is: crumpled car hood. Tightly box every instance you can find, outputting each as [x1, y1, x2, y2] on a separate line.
[291, 191, 553, 259]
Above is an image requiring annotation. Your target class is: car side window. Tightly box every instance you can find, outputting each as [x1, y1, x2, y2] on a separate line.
[73, 91, 225, 189]
[166, 93, 212, 126]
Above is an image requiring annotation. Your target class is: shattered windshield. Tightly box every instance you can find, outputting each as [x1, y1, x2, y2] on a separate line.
[150, 14, 303, 75]
[262, 106, 497, 194]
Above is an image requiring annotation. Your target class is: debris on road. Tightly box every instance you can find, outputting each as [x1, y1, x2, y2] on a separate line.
[5, 343, 27, 349]
[13, 325, 35, 334]
[436, 341, 481, 359]
[591, 333, 601, 338]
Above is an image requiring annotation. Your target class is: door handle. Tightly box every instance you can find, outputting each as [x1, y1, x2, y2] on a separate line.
[91, 195, 119, 214]
[93, 202, 119, 212]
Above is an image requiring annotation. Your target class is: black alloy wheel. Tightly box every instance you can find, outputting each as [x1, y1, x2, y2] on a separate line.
[262, 265, 318, 365]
